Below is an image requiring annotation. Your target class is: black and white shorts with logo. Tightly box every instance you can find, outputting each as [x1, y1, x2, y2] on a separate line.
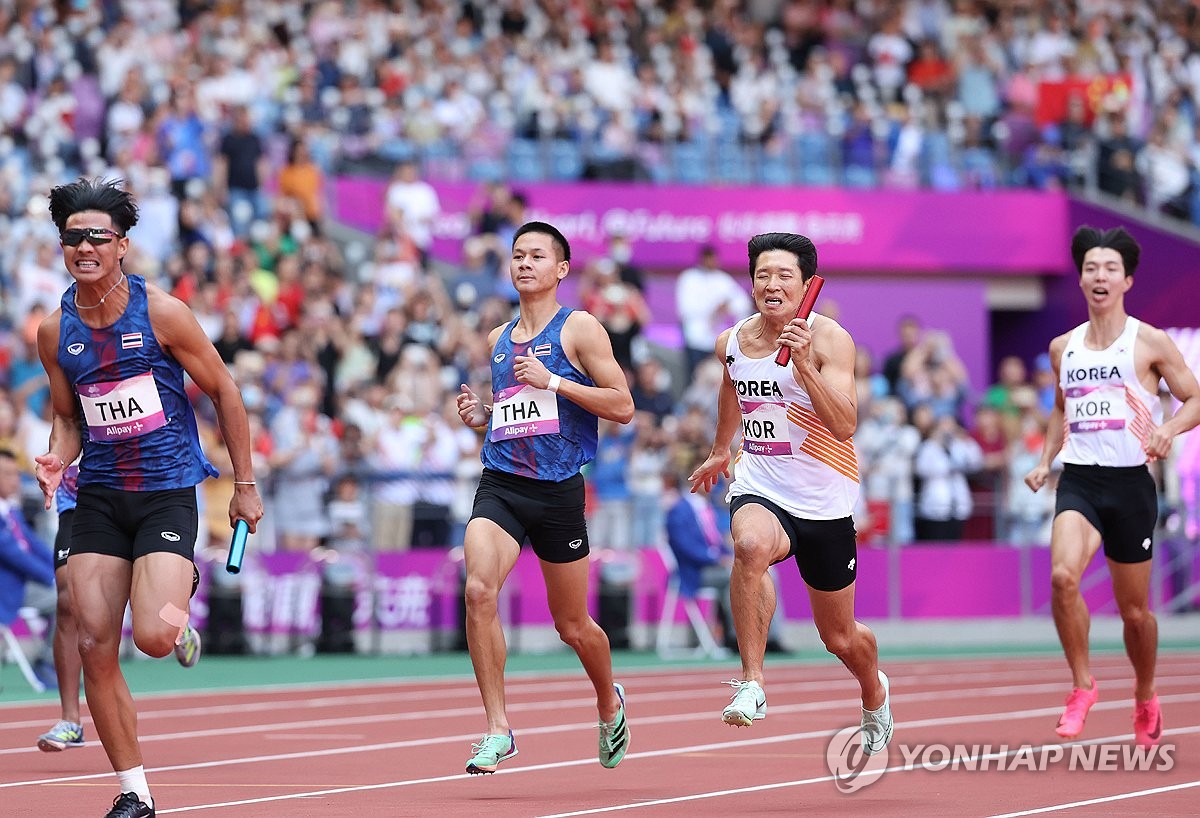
[470, 468, 589, 563]
[70, 485, 199, 562]
[1055, 463, 1157, 564]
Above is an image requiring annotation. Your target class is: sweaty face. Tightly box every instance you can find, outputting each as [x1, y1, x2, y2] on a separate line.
[752, 249, 804, 318]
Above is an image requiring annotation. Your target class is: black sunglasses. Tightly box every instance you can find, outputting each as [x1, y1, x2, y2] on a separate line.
[60, 227, 124, 246]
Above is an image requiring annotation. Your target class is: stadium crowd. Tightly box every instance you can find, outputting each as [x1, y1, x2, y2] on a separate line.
[0, 0, 1196, 560]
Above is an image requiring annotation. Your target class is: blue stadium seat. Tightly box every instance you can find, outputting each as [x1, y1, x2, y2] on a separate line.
[843, 164, 877, 188]
[548, 140, 584, 180]
[505, 139, 545, 181]
[670, 142, 710, 184]
[758, 150, 794, 186]
[377, 138, 417, 163]
[467, 158, 505, 182]
[715, 141, 753, 184]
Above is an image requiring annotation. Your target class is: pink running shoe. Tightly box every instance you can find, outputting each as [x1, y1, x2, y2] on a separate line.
[1133, 695, 1163, 748]
[1055, 677, 1098, 738]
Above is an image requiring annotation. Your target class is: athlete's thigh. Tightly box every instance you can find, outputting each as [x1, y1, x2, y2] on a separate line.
[1050, 511, 1102, 580]
[808, 582, 857, 640]
[729, 498, 793, 564]
[130, 550, 196, 633]
[1107, 557, 1152, 617]
[67, 552, 132, 642]
[540, 556, 592, 624]
[463, 517, 522, 590]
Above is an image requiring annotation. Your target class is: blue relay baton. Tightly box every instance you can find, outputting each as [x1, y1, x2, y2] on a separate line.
[226, 519, 250, 574]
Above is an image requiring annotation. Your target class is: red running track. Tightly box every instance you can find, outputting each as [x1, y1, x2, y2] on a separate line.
[2, 652, 1198, 817]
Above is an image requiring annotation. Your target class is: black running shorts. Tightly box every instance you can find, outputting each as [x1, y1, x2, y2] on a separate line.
[53, 508, 74, 570]
[730, 494, 858, 592]
[470, 468, 589, 563]
[70, 485, 199, 562]
[1055, 463, 1158, 564]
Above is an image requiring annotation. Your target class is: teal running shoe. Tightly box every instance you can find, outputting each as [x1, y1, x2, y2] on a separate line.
[466, 730, 517, 774]
[599, 683, 630, 769]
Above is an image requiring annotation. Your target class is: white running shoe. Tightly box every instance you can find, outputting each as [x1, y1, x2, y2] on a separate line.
[861, 670, 893, 755]
[722, 679, 766, 726]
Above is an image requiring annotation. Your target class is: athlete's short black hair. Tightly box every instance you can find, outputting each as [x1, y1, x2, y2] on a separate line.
[747, 232, 818, 280]
[1070, 225, 1140, 277]
[48, 177, 139, 234]
[512, 221, 571, 262]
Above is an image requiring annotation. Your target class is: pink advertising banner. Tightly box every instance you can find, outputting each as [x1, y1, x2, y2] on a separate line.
[335, 177, 1072, 274]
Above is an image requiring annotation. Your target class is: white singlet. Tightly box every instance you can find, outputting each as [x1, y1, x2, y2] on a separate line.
[724, 316, 859, 519]
[1060, 316, 1162, 467]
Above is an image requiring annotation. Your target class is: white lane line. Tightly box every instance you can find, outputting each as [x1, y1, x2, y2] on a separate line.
[9, 693, 1200, 795]
[534, 727, 1200, 818]
[985, 779, 1200, 817]
[5, 669, 1200, 758]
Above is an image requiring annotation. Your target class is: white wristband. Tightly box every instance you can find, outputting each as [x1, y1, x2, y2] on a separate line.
[547, 374, 562, 393]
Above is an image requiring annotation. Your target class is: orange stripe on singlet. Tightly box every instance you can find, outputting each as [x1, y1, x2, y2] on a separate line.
[1126, 385, 1157, 460]
[786, 404, 860, 482]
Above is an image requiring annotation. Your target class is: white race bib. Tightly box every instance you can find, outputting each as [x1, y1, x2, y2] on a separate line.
[77, 372, 168, 442]
[490, 383, 561, 442]
[1065, 383, 1129, 433]
[740, 401, 792, 456]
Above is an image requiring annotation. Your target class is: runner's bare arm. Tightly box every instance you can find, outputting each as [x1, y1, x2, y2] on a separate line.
[34, 312, 83, 507]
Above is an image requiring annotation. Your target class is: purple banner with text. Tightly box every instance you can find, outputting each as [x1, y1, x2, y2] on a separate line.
[335, 178, 1072, 274]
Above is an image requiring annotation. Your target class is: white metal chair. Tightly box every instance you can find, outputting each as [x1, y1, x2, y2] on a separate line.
[653, 543, 730, 660]
[0, 606, 48, 693]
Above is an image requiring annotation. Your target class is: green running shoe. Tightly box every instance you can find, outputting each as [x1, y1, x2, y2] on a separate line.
[37, 720, 84, 751]
[174, 624, 202, 668]
[466, 730, 517, 774]
[599, 683, 630, 769]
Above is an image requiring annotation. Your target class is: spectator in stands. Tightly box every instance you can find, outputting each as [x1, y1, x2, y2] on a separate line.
[215, 106, 267, 238]
[882, 315, 922, 397]
[268, 382, 338, 552]
[1004, 398, 1056, 546]
[675, 245, 750, 381]
[897, 329, 969, 421]
[589, 419, 636, 551]
[384, 160, 440, 268]
[982, 355, 1031, 418]
[579, 258, 650, 373]
[914, 414, 984, 541]
[1096, 113, 1143, 203]
[606, 232, 646, 292]
[630, 358, 675, 422]
[628, 412, 669, 550]
[856, 397, 921, 545]
[276, 137, 325, 235]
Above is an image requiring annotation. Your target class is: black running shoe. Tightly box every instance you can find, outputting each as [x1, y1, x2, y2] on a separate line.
[104, 792, 154, 817]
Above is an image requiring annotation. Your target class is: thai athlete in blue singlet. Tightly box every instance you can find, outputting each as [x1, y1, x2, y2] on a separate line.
[481, 306, 598, 481]
[56, 274, 217, 491]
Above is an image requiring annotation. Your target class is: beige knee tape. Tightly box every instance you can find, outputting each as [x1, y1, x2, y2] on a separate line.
[159, 603, 190, 644]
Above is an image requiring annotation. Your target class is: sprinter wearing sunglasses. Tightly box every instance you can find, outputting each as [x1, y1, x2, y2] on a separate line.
[33, 178, 263, 818]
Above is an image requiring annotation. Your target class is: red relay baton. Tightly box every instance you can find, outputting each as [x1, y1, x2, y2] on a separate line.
[774, 275, 825, 366]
